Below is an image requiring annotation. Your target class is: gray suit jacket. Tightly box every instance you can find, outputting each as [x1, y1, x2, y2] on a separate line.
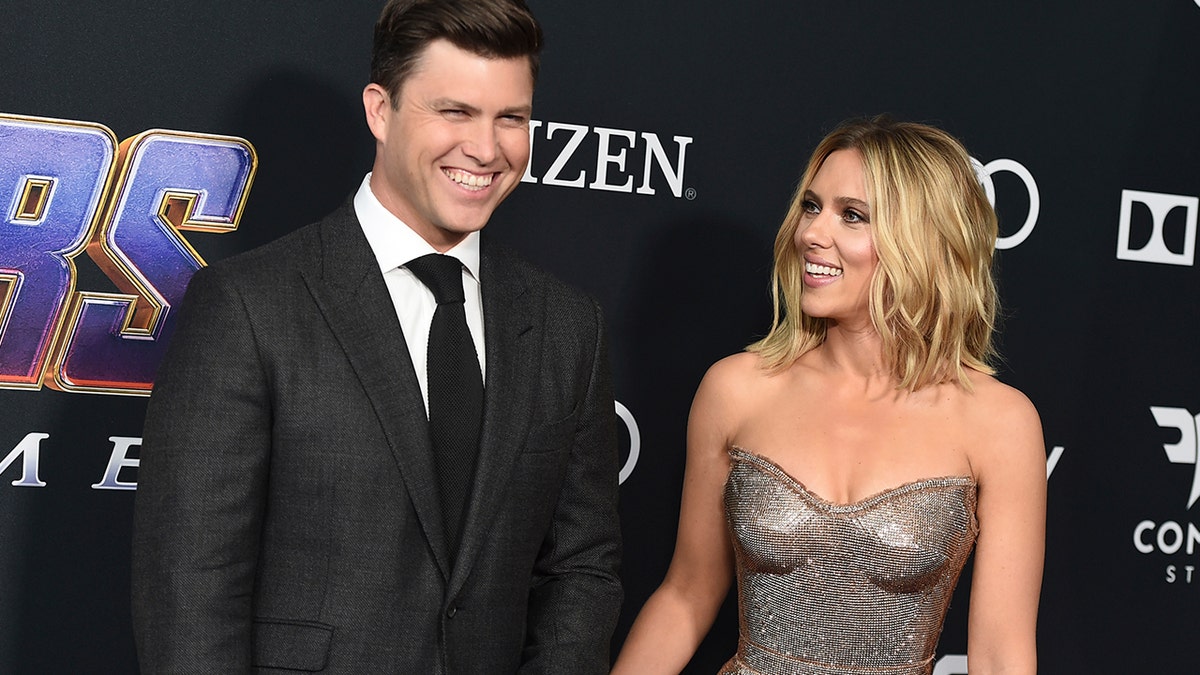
[131, 202, 622, 674]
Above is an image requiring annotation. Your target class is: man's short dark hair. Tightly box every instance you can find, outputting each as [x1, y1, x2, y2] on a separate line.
[371, 0, 544, 105]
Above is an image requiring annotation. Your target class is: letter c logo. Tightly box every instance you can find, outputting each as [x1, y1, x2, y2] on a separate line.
[616, 401, 640, 485]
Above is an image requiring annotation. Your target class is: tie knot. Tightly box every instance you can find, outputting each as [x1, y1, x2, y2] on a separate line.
[407, 253, 466, 304]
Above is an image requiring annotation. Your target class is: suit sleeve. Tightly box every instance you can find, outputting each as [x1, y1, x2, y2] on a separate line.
[519, 298, 624, 675]
[131, 265, 271, 673]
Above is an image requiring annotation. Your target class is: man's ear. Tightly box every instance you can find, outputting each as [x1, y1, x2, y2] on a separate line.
[362, 83, 390, 142]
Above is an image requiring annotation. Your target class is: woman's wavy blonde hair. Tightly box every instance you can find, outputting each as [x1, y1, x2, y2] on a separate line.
[749, 116, 999, 391]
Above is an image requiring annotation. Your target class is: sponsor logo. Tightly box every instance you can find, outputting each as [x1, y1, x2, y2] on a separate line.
[933, 655, 967, 675]
[971, 157, 1040, 250]
[1047, 445, 1064, 478]
[0, 405, 637, 490]
[0, 113, 256, 396]
[1116, 190, 1198, 266]
[1133, 406, 1200, 584]
[522, 120, 694, 200]
[1150, 406, 1200, 508]
[617, 400, 641, 484]
[0, 432, 139, 490]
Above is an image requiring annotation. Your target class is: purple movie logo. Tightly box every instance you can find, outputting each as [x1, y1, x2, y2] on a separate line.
[0, 113, 256, 396]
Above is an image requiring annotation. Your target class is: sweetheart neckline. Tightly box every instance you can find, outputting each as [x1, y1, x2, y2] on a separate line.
[728, 446, 976, 511]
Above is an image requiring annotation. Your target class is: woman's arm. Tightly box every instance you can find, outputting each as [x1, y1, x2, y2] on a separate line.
[611, 356, 748, 674]
[966, 384, 1047, 674]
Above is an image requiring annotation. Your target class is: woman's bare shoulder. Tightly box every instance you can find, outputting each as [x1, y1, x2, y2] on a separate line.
[964, 371, 1040, 427]
[703, 351, 766, 384]
[690, 352, 777, 431]
[961, 370, 1045, 471]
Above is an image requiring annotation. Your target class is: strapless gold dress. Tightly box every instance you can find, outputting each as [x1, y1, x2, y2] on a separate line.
[719, 447, 978, 675]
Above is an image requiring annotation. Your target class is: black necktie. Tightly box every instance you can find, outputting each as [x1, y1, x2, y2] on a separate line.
[406, 253, 483, 561]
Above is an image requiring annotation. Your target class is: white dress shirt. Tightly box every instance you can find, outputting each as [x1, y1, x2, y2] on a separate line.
[353, 173, 485, 417]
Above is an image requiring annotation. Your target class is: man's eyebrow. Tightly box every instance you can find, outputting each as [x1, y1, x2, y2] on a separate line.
[498, 104, 533, 117]
[429, 98, 481, 114]
[428, 99, 532, 118]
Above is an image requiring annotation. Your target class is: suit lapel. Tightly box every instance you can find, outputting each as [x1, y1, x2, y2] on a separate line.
[299, 203, 452, 580]
[450, 240, 537, 592]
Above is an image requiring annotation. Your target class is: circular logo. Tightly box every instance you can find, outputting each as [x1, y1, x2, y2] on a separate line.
[971, 157, 1040, 250]
[616, 400, 640, 484]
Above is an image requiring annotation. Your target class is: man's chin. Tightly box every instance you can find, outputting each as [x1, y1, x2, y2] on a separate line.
[440, 221, 488, 236]
[438, 211, 495, 235]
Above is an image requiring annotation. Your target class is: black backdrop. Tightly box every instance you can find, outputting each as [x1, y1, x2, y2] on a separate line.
[2, 1, 1199, 672]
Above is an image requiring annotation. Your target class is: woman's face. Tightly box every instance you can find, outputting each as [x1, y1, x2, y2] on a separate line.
[793, 149, 879, 327]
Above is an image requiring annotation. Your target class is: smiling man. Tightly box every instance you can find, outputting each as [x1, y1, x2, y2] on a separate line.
[131, 1, 623, 673]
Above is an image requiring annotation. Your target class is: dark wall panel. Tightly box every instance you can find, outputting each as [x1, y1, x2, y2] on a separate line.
[2, 1, 1198, 672]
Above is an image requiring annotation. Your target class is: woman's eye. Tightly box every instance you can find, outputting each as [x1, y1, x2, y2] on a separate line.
[842, 209, 867, 224]
[801, 199, 819, 214]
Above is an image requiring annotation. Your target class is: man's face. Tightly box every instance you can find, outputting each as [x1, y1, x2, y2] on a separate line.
[364, 39, 534, 251]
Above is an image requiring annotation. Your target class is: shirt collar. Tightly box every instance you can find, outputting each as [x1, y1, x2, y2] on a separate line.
[353, 173, 481, 282]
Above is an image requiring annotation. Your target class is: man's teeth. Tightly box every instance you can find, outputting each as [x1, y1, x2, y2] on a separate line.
[805, 262, 842, 277]
[444, 169, 493, 190]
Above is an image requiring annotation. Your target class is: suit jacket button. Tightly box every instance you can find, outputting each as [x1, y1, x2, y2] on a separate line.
[446, 605, 457, 618]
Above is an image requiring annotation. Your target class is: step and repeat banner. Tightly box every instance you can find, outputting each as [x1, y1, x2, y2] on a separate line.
[2, 1, 1198, 672]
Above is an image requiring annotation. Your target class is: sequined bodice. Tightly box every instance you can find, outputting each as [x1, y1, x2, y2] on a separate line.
[720, 447, 978, 675]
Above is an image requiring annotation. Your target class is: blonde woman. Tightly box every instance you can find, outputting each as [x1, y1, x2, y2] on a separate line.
[613, 118, 1045, 675]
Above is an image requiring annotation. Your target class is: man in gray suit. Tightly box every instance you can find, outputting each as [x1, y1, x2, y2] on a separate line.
[131, 1, 622, 672]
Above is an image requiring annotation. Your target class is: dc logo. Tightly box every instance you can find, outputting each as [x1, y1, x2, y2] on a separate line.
[1117, 190, 1198, 266]
[970, 157, 1039, 250]
[1150, 407, 1200, 508]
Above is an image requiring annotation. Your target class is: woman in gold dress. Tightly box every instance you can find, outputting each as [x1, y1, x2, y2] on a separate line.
[612, 118, 1046, 675]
